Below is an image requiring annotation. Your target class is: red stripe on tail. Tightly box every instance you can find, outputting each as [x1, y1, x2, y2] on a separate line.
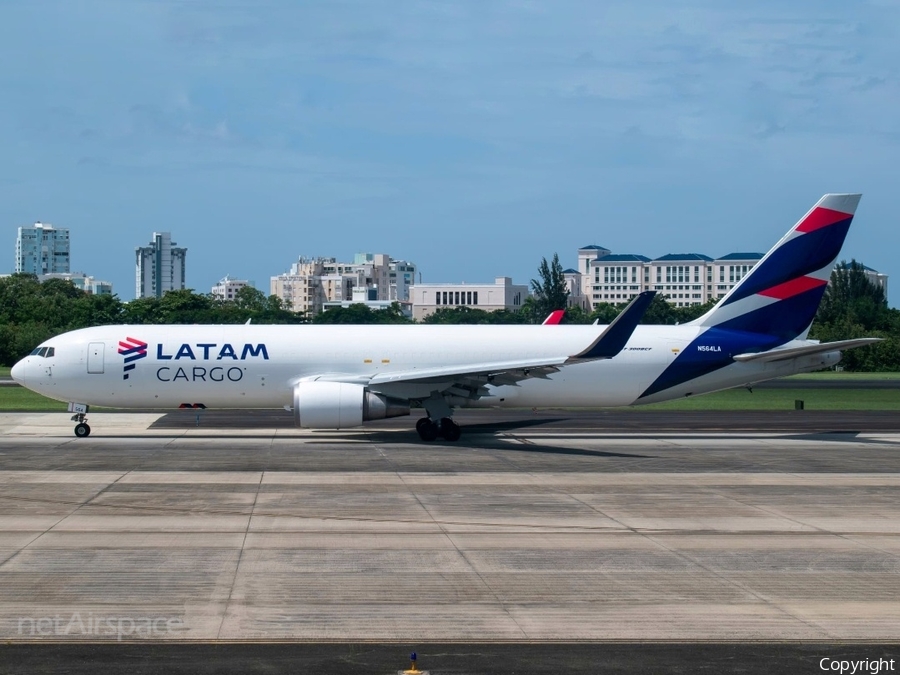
[796, 207, 852, 233]
[757, 276, 827, 300]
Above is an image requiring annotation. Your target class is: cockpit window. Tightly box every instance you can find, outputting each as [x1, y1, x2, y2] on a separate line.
[28, 347, 54, 357]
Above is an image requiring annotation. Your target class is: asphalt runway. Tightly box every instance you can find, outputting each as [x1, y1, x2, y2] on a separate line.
[1, 409, 899, 673]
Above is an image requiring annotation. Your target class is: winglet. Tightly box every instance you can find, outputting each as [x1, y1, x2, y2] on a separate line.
[568, 291, 656, 361]
[542, 309, 565, 325]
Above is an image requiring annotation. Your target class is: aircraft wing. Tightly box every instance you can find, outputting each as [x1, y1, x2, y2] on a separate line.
[304, 291, 655, 393]
[732, 338, 882, 364]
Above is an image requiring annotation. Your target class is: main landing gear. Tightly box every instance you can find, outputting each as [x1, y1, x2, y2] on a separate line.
[416, 417, 461, 442]
[415, 391, 461, 442]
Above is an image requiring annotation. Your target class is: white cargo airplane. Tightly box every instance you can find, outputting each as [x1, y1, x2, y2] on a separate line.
[12, 194, 879, 440]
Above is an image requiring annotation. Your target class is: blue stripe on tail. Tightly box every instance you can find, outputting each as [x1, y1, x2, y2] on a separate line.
[722, 217, 851, 306]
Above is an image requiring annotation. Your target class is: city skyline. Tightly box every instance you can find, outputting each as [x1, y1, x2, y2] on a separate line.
[1, 2, 897, 304]
[4, 218, 891, 303]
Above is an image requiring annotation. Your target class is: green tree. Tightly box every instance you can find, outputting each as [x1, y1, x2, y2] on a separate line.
[673, 298, 718, 324]
[808, 260, 897, 371]
[120, 296, 162, 324]
[155, 289, 215, 323]
[70, 292, 123, 328]
[530, 253, 569, 318]
[423, 306, 495, 324]
[639, 295, 679, 325]
[558, 305, 592, 324]
[312, 303, 411, 324]
[817, 260, 889, 330]
[233, 286, 268, 313]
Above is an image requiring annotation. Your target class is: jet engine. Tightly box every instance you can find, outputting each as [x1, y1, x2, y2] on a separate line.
[292, 381, 409, 429]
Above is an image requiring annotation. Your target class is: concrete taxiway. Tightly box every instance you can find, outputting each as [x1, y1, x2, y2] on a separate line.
[1, 409, 900, 643]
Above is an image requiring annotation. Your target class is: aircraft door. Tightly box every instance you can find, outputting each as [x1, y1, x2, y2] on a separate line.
[87, 342, 105, 374]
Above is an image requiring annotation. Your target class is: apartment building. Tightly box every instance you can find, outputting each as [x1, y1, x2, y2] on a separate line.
[270, 253, 417, 316]
[135, 232, 186, 299]
[211, 276, 251, 301]
[16, 222, 70, 275]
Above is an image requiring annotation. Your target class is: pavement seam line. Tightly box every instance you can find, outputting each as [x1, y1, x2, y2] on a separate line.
[0, 468, 132, 572]
[547, 469, 838, 639]
[215, 470, 265, 641]
[400, 477, 531, 640]
[371, 441, 531, 639]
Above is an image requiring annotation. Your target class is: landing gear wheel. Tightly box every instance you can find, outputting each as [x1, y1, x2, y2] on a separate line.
[416, 418, 439, 442]
[440, 418, 461, 442]
[74, 423, 91, 438]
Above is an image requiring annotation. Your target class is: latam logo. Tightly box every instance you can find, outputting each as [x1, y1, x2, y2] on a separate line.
[118, 337, 148, 380]
[116, 340, 270, 383]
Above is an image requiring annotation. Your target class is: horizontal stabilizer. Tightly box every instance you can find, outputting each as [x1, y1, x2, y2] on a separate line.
[568, 291, 656, 361]
[733, 338, 882, 363]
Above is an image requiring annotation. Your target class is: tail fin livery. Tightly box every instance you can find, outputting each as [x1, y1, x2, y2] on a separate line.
[640, 194, 863, 400]
[542, 310, 566, 325]
[692, 193, 861, 340]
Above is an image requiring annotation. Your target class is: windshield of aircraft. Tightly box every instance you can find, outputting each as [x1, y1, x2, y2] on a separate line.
[28, 346, 55, 358]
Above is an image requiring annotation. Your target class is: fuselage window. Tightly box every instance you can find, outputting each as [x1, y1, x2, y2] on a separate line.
[46, 347, 55, 357]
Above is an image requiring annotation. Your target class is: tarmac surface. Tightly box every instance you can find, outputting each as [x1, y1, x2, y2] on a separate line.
[1, 409, 899, 672]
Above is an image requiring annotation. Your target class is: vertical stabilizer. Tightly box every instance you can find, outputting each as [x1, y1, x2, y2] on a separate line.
[691, 193, 861, 340]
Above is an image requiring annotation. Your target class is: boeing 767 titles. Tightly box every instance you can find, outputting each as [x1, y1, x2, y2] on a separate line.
[11, 194, 879, 440]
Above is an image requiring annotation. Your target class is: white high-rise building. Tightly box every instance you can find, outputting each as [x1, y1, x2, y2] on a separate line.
[211, 276, 251, 302]
[135, 232, 187, 299]
[15, 222, 70, 275]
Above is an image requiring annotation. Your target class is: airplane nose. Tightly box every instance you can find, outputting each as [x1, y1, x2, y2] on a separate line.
[10, 359, 27, 385]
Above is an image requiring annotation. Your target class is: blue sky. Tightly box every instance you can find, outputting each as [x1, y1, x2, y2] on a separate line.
[2, 0, 898, 303]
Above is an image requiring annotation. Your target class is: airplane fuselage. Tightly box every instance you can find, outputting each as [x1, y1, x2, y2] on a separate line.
[12, 323, 839, 411]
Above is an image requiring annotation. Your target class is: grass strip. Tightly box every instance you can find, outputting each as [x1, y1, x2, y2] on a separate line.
[639, 387, 900, 411]
[784, 371, 900, 381]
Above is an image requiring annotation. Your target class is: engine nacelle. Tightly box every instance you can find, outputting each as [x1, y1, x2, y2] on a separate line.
[292, 381, 410, 429]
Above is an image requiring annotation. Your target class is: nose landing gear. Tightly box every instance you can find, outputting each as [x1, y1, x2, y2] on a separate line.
[68, 403, 91, 438]
[71, 413, 91, 438]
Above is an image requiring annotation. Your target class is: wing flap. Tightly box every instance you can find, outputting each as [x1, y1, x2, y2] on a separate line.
[367, 358, 566, 386]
